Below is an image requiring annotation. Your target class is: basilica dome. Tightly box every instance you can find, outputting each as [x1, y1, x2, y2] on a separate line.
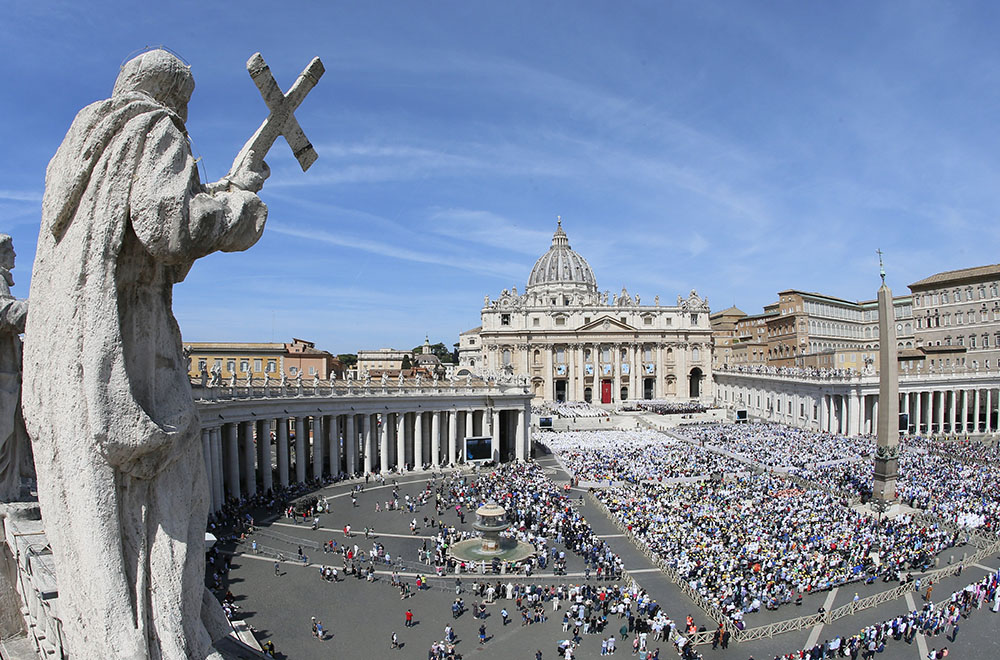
[526, 221, 598, 295]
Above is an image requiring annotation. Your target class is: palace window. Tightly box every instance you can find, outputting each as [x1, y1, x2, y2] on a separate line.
[533, 317, 540, 327]
[644, 317, 653, 326]
[198, 359, 207, 371]
[254, 359, 262, 372]
[266, 360, 276, 373]
[501, 313, 511, 326]
[555, 317, 566, 326]
[690, 313, 699, 324]
[227, 360, 236, 373]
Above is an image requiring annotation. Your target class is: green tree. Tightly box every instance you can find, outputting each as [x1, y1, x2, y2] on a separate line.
[411, 341, 454, 363]
[337, 353, 358, 368]
[401, 355, 412, 370]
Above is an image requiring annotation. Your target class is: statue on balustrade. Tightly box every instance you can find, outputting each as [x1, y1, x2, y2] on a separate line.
[22, 50, 273, 659]
[0, 234, 30, 502]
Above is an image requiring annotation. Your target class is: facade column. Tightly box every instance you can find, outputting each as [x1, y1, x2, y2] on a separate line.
[871, 398, 878, 436]
[515, 405, 527, 461]
[210, 427, 223, 511]
[465, 409, 474, 438]
[818, 395, 827, 433]
[242, 420, 256, 496]
[345, 414, 356, 476]
[225, 423, 240, 500]
[257, 419, 272, 494]
[612, 344, 621, 403]
[414, 412, 424, 469]
[396, 412, 407, 472]
[431, 411, 441, 468]
[448, 410, 458, 465]
[379, 413, 390, 473]
[202, 429, 214, 513]
[903, 392, 911, 432]
[914, 391, 923, 435]
[277, 418, 289, 487]
[577, 345, 586, 402]
[295, 416, 307, 483]
[491, 408, 501, 462]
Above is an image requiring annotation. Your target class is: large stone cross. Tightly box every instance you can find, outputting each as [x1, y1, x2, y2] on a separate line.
[229, 52, 325, 176]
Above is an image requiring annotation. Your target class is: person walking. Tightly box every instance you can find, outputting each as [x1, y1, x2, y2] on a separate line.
[390, 631, 399, 649]
[479, 623, 487, 645]
[501, 607, 509, 626]
[405, 609, 413, 627]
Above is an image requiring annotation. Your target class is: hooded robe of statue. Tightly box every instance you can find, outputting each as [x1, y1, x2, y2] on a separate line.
[0, 258, 29, 501]
[22, 50, 267, 660]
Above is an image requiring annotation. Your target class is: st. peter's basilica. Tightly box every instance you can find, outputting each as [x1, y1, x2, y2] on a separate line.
[458, 221, 714, 403]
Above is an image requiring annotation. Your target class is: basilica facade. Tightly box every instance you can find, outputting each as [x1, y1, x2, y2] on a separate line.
[458, 221, 714, 403]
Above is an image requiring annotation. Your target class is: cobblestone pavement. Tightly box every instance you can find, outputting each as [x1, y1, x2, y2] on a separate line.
[221, 457, 1000, 660]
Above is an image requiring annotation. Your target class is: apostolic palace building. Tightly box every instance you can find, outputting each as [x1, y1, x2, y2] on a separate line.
[458, 221, 714, 404]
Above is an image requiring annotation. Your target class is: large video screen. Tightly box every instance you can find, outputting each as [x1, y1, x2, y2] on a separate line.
[465, 436, 493, 461]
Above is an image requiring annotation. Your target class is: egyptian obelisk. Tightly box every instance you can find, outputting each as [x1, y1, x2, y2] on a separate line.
[872, 251, 899, 503]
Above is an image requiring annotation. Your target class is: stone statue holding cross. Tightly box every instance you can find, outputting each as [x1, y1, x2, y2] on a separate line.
[22, 48, 323, 659]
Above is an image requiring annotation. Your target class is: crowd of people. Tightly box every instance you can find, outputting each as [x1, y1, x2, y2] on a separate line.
[543, 431, 745, 484]
[619, 401, 708, 415]
[674, 423, 873, 469]
[717, 364, 861, 379]
[786, 435, 1000, 535]
[596, 473, 961, 622]
[534, 401, 609, 419]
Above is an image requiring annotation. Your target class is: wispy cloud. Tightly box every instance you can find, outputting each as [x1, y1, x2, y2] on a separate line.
[426, 208, 553, 256]
[268, 222, 523, 280]
[0, 190, 42, 202]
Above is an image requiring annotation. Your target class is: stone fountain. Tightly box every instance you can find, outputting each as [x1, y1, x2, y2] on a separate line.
[448, 501, 536, 563]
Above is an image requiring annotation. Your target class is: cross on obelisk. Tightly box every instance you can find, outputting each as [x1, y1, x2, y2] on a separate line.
[228, 52, 325, 180]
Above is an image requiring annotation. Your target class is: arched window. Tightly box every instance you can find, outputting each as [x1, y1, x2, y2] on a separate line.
[533, 350, 541, 365]
[502, 349, 511, 366]
[692, 348, 700, 361]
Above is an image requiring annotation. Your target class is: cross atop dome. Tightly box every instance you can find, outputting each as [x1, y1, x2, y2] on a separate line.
[552, 215, 569, 249]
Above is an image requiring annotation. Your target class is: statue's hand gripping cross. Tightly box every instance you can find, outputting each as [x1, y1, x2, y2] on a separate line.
[228, 52, 325, 181]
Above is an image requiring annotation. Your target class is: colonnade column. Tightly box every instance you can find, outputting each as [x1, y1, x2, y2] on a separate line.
[396, 413, 407, 472]
[974, 390, 981, 434]
[226, 423, 240, 499]
[346, 414, 356, 476]
[961, 390, 969, 433]
[431, 411, 441, 468]
[310, 416, 324, 480]
[202, 429, 214, 512]
[987, 390, 994, 433]
[380, 414, 390, 473]
[414, 412, 424, 469]
[936, 391, 945, 434]
[241, 420, 256, 496]
[577, 345, 586, 402]
[948, 392, 957, 434]
[362, 414, 373, 474]
[257, 419, 272, 494]
[448, 411, 458, 465]
[326, 415, 339, 477]
[210, 427, 223, 511]
[295, 417, 307, 483]
[914, 392, 922, 435]
[276, 419, 288, 486]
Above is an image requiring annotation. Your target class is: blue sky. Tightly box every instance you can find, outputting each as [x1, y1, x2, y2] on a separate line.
[4, 2, 1000, 354]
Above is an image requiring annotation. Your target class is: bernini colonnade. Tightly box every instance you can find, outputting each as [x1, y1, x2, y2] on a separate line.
[716, 367, 1000, 436]
[192, 379, 532, 514]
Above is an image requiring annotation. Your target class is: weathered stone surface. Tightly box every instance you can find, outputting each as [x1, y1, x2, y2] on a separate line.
[0, 235, 29, 503]
[22, 49, 268, 660]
